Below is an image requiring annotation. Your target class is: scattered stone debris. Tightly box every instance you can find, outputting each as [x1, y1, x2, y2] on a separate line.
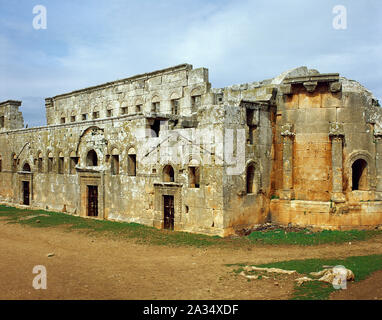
[239, 264, 355, 288]
[244, 266, 296, 275]
[295, 266, 354, 286]
[239, 271, 264, 280]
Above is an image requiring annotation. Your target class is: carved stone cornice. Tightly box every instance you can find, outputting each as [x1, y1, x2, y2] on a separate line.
[303, 81, 318, 93]
[329, 122, 344, 138]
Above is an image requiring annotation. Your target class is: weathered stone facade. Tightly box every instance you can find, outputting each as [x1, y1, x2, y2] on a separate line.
[1, 64, 381, 236]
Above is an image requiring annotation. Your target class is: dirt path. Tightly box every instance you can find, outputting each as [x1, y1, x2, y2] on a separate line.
[1, 220, 382, 300]
[330, 271, 382, 300]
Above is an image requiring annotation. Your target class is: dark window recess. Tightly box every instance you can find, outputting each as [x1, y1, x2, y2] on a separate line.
[70, 157, 79, 174]
[151, 102, 160, 112]
[189, 166, 200, 188]
[150, 120, 161, 137]
[191, 95, 201, 111]
[48, 157, 53, 172]
[171, 99, 179, 115]
[58, 157, 64, 174]
[246, 108, 257, 144]
[86, 150, 98, 166]
[352, 159, 368, 190]
[23, 163, 31, 172]
[38, 158, 43, 173]
[111, 155, 120, 175]
[248, 126, 257, 144]
[163, 165, 175, 182]
[246, 165, 256, 194]
[128, 154, 136, 176]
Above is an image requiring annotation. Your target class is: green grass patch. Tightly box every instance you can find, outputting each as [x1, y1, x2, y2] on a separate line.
[0, 205, 381, 248]
[247, 228, 379, 245]
[231, 254, 382, 300]
[0, 205, 224, 247]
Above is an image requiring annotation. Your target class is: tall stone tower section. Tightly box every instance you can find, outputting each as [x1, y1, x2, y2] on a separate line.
[0, 100, 24, 132]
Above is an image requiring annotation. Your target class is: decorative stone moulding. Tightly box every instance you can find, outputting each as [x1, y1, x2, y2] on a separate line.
[280, 123, 295, 137]
[374, 124, 382, 138]
[303, 81, 318, 93]
[329, 122, 345, 137]
[330, 81, 342, 93]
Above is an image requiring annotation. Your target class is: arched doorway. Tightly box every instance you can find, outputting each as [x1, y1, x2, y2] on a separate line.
[352, 159, 368, 190]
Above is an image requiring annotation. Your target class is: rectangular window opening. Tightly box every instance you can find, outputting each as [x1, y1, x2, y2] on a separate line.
[128, 154, 136, 176]
[111, 155, 120, 175]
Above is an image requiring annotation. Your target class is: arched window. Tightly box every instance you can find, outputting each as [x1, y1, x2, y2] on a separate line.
[188, 159, 200, 188]
[86, 150, 98, 166]
[22, 162, 31, 172]
[246, 164, 256, 194]
[58, 152, 64, 174]
[352, 159, 368, 190]
[38, 152, 43, 173]
[47, 152, 54, 173]
[69, 151, 79, 174]
[127, 148, 137, 176]
[11, 154, 17, 173]
[111, 149, 119, 175]
[163, 165, 175, 182]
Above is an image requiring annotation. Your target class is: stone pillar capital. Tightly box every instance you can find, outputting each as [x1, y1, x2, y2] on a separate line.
[329, 122, 344, 139]
[281, 123, 295, 138]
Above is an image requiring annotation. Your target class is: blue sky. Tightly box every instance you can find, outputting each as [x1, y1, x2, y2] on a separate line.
[0, 0, 381, 127]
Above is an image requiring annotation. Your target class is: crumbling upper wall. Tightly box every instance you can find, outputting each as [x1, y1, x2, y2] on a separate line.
[45, 64, 211, 126]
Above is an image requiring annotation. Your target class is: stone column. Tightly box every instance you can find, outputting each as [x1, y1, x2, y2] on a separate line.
[374, 128, 382, 193]
[281, 124, 295, 200]
[329, 122, 345, 202]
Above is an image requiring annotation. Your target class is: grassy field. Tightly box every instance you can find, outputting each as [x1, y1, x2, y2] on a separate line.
[0, 205, 381, 248]
[230, 254, 382, 299]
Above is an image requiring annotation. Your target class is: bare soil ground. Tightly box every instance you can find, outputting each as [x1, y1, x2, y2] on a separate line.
[330, 270, 382, 300]
[1, 220, 382, 300]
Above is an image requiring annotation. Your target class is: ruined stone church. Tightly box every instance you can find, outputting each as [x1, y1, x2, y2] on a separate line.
[1, 64, 381, 236]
